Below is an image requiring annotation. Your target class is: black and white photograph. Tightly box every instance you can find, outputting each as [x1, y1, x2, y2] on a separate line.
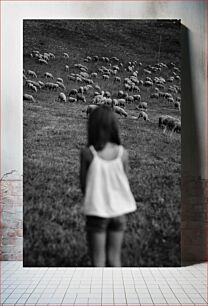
[23, 19, 181, 267]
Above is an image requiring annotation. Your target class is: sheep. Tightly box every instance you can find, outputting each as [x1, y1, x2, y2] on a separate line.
[117, 98, 126, 107]
[69, 89, 78, 96]
[174, 101, 181, 110]
[91, 72, 98, 78]
[38, 81, 44, 88]
[87, 104, 98, 116]
[63, 52, 69, 59]
[118, 90, 124, 98]
[44, 72, 54, 79]
[77, 94, 86, 103]
[26, 80, 41, 89]
[44, 82, 58, 90]
[58, 92, 66, 103]
[57, 82, 66, 90]
[28, 83, 38, 92]
[38, 59, 48, 65]
[143, 81, 153, 87]
[137, 102, 147, 110]
[138, 111, 150, 121]
[65, 65, 69, 72]
[158, 115, 181, 133]
[57, 77, 64, 83]
[104, 91, 111, 98]
[126, 95, 134, 104]
[150, 93, 159, 99]
[133, 95, 141, 102]
[103, 74, 110, 80]
[68, 97, 77, 103]
[49, 52, 55, 59]
[27, 70, 37, 78]
[114, 76, 121, 82]
[23, 93, 36, 103]
[167, 97, 174, 103]
[93, 91, 105, 104]
[113, 105, 128, 117]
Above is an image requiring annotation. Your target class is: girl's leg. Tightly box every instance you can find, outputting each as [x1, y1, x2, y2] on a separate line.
[87, 231, 106, 267]
[106, 230, 124, 267]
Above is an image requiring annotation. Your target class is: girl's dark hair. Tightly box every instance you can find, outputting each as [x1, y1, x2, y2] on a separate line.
[87, 105, 121, 150]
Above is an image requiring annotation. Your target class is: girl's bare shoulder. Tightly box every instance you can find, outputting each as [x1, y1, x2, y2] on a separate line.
[80, 147, 93, 163]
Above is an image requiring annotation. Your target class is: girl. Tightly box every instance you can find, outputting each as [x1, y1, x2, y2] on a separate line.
[80, 106, 136, 267]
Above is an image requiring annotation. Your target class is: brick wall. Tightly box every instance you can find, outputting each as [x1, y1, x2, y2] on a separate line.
[0, 175, 207, 264]
[0, 178, 23, 261]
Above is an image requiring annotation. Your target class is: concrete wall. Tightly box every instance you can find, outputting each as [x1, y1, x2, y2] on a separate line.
[0, 1, 207, 264]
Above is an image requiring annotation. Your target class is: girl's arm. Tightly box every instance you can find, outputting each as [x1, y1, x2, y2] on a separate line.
[80, 147, 93, 195]
[122, 148, 130, 176]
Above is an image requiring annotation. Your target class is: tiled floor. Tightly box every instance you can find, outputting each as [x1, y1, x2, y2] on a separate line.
[0, 261, 207, 305]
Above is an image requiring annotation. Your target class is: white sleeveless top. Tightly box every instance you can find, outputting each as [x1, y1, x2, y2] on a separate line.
[83, 145, 137, 217]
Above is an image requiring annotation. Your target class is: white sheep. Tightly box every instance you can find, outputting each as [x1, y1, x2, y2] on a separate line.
[63, 52, 69, 59]
[58, 92, 66, 103]
[113, 105, 128, 117]
[133, 95, 141, 102]
[57, 77, 64, 83]
[38, 58, 48, 65]
[114, 76, 121, 82]
[23, 93, 36, 103]
[69, 89, 78, 96]
[138, 111, 150, 121]
[65, 65, 69, 72]
[27, 70, 37, 78]
[44, 72, 54, 79]
[137, 102, 147, 110]
[57, 82, 66, 90]
[68, 97, 77, 103]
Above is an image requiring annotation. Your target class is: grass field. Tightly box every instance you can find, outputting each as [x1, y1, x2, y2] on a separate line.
[23, 20, 181, 267]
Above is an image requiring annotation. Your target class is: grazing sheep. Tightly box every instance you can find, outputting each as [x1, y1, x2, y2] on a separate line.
[114, 76, 121, 82]
[65, 65, 69, 72]
[158, 115, 181, 133]
[69, 89, 78, 96]
[57, 77, 64, 83]
[133, 94, 141, 102]
[77, 94, 86, 103]
[113, 105, 128, 117]
[28, 83, 38, 92]
[27, 70, 37, 78]
[49, 52, 55, 59]
[137, 102, 147, 110]
[63, 52, 69, 59]
[116, 98, 126, 107]
[23, 93, 36, 103]
[57, 82, 66, 90]
[38, 59, 48, 65]
[45, 82, 58, 90]
[91, 72, 98, 78]
[68, 97, 77, 103]
[44, 72, 54, 79]
[38, 81, 44, 88]
[150, 93, 159, 99]
[174, 101, 181, 111]
[103, 74, 110, 80]
[118, 90, 124, 98]
[58, 92, 66, 103]
[138, 111, 150, 121]
[126, 95, 134, 104]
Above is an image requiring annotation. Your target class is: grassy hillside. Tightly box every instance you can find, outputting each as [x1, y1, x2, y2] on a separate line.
[23, 20, 181, 267]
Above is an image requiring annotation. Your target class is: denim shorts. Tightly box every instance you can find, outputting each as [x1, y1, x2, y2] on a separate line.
[86, 215, 127, 232]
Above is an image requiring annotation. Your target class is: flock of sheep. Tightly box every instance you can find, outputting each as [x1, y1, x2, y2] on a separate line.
[23, 50, 181, 134]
